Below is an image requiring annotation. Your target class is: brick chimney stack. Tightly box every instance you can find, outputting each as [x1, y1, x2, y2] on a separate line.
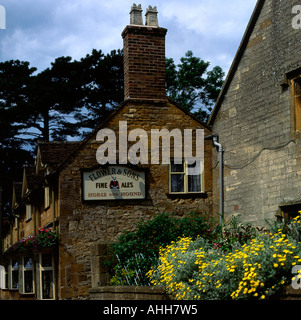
[122, 4, 167, 102]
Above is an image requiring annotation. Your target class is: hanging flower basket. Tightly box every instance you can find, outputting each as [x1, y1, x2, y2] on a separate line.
[12, 228, 59, 252]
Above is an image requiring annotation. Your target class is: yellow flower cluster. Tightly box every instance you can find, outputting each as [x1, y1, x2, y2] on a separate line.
[148, 213, 301, 300]
[147, 237, 194, 298]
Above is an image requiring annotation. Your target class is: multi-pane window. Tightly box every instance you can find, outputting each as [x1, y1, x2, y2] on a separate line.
[10, 259, 18, 289]
[169, 160, 203, 193]
[36, 253, 55, 300]
[20, 257, 34, 294]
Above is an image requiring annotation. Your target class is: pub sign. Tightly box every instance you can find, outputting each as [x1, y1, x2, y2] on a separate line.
[82, 165, 146, 200]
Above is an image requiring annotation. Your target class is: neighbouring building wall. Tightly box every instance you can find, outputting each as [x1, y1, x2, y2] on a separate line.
[211, 0, 301, 225]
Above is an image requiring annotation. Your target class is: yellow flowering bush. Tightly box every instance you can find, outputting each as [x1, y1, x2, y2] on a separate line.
[148, 214, 301, 300]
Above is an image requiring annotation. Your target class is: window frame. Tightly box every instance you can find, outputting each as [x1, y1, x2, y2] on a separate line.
[44, 187, 50, 209]
[14, 216, 18, 230]
[9, 259, 19, 290]
[293, 77, 301, 132]
[36, 253, 55, 300]
[26, 204, 32, 222]
[285, 68, 301, 133]
[169, 160, 204, 194]
[0, 265, 6, 290]
[278, 203, 301, 222]
[19, 256, 34, 295]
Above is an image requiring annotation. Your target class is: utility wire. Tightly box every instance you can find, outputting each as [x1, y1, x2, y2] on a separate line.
[215, 139, 296, 170]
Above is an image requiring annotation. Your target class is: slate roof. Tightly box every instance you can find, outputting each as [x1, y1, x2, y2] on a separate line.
[37, 141, 81, 167]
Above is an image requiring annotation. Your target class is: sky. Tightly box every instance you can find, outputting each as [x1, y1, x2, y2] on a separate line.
[0, 0, 257, 75]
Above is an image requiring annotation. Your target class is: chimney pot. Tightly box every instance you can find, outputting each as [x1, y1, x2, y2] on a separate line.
[130, 3, 143, 25]
[145, 5, 158, 27]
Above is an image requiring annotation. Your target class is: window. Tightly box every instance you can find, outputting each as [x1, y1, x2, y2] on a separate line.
[5, 265, 8, 289]
[0, 265, 6, 289]
[14, 216, 18, 230]
[19, 257, 34, 294]
[26, 204, 32, 221]
[44, 187, 50, 209]
[169, 160, 203, 194]
[294, 78, 301, 131]
[279, 203, 301, 221]
[36, 253, 55, 300]
[9, 259, 19, 289]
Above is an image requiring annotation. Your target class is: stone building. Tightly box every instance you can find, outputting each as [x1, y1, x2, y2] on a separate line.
[0, 5, 213, 300]
[209, 0, 301, 225]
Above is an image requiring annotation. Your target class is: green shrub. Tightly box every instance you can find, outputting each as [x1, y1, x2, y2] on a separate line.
[108, 212, 216, 285]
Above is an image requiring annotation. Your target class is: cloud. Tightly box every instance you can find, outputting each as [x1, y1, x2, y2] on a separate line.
[161, 0, 256, 35]
[0, 0, 257, 74]
[160, 0, 257, 71]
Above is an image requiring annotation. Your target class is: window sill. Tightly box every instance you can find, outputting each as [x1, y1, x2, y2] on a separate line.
[166, 192, 208, 199]
[20, 292, 35, 296]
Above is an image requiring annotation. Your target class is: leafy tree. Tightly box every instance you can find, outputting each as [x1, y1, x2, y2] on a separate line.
[166, 51, 224, 122]
[0, 60, 35, 212]
[23, 49, 124, 142]
[0, 60, 37, 148]
[0, 148, 33, 213]
[76, 49, 124, 131]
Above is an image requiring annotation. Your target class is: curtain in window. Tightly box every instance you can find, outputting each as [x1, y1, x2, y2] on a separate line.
[188, 174, 201, 192]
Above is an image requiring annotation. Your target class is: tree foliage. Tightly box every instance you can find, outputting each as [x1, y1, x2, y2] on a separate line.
[166, 51, 224, 122]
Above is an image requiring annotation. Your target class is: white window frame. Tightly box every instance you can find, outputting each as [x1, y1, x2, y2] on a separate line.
[9, 259, 19, 290]
[26, 204, 32, 221]
[44, 187, 50, 209]
[0, 265, 6, 289]
[37, 253, 55, 300]
[14, 216, 18, 230]
[19, 256, 34, 294]
[169, 160, 204, 194]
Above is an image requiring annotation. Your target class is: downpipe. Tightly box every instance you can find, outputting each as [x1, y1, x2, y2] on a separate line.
[205, 134, 224, 226]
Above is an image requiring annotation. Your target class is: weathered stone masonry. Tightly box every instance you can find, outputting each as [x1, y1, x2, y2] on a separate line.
[209, 0, 301, 225]
[57, 99, 213, 299]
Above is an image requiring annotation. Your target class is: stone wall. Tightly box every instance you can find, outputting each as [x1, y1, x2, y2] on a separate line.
[88, 285, 301, 301]
[211, 0, 301, 225]
[57, 100, 213, 299]
[89, 286, 168, 300]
